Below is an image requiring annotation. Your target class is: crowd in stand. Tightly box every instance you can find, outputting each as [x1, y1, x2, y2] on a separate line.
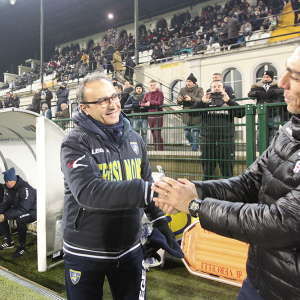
[0, 0, 287, 92]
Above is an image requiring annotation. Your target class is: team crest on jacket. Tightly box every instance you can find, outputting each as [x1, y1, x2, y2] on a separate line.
[293, 161, 300, 173]
[70, 269, 81, 284]
[130, 142, 139, 155]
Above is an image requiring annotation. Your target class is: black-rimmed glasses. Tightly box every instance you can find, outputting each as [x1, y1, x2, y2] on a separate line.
[81, 93, 120, 108]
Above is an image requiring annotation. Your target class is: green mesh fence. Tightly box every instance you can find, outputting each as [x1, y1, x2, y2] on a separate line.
[53, 102, 288, 181]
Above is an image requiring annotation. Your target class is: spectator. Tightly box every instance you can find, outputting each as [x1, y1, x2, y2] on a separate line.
[0, 167, 36, 259]
[41, 103, 52, 119]
[112, 76, 118, 87]
[4, 92, 13, 108]
[121, 81, 134, 108]
[38, 83, 53, 109]
[184, 10, 192, 25]
[0, 81, 9, 90]
[207, 73, 236, 100]
[0, 99, 3, 109]
[153, 46, 300, 300]
[55, 103, 70, 119]
[124, 83, 148, 144]
[152, 45, 165, 62]
[141, 79, 164, 151]
[227, 12, 241, 47]
[218, 21, 229, 49]
[60, 73, 173, 299]
[70, 67, 79, 81]
[112, 50, 123, 76]
[248, 70, 284, 147]
[56, 82, 70, 112]
[124, 54, 136, 84]
[78, 64, 88, 79]
[105, 45, 115, 75]
[27, 90, 41, 113]
[177, 73, 204, 151]
[191, 80, 244, 180]
[12, 94, 20, 108]
[205, 28, 217, 46]
[193, 39, 207, 54]
[163, 44, 174, 57]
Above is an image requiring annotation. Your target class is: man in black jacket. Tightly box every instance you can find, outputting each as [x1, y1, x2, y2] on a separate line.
[192, 80, 244, 180]
[60, 73, 174, 300]
[248, 70, 284, 148]
[0, 168, 36, 259]
[152, 47, 300, 300]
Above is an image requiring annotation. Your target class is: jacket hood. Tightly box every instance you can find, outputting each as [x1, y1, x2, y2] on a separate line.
[251, 79, 279, 88]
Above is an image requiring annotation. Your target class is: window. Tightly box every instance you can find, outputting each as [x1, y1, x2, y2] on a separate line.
[256, 64, 277, 82]
[120, 30, 127, 39]
[171, 80, 184, 102]
[223, 68, 242, 98]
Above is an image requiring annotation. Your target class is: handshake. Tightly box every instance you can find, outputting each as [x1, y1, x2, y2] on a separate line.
[151, 177, 199, 215]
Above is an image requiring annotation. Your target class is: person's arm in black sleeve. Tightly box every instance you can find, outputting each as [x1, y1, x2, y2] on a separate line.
[226, 85, 236, 100]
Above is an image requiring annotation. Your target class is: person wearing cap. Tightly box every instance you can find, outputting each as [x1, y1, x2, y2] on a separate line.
[177, 73, 203, 151]
[41, 103, 52, 119]
[56, 82, 70, 112]
[124, 83, 148, 144]
[248, 70, 284, 148]
[37, 83, 53, 109]
[0, 167, 36, 259]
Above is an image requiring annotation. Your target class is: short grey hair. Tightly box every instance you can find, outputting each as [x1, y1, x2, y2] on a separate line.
[76, 72, 112, 104]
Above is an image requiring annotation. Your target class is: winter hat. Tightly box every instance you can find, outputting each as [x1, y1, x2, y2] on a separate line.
[42, 103, 48, 109]
[187, 73, 197, 84]
[263, 70, 274, 80]
[61, 82, 67, 87]
[147, 228, 184, 259]
[3, 167, 17, 182]
[135, 83, 144, 92]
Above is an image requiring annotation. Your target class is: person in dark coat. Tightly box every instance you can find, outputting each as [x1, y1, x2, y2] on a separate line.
[56, 82, 70, 112]
[125, 55, 136, 84]
[0, 167, 36, 259]
[38, 83, 53, 109]
[192, 80, 244, 180]
[4, 92, 13, 108]
[248, 70, 284, 148]
[227, 12, 241, 47]
[124, 83, 148, 144]
[292, 0, 300, 25]
[152, 46, 300, 300]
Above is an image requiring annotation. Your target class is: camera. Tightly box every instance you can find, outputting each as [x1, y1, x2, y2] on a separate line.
[210, 92, 223, 106]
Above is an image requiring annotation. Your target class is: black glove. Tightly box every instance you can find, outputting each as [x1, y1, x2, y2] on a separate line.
[152, 219, 175, 249]
[143, 239, 161, 261]
[142, 219, 175, 261]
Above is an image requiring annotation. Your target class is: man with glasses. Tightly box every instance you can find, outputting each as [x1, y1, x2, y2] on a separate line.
[60, 73, 174, 300]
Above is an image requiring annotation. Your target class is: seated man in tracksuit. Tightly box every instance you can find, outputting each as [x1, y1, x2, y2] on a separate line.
[0, 167, 37, 259]
[61, 73, 174, 300]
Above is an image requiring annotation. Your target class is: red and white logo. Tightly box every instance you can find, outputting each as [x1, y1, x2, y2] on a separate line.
[293, 160, 300, 174]
[68, 155, 88, 169]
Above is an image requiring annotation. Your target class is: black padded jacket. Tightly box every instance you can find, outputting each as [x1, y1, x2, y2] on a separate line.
[194, 114, 300, 300]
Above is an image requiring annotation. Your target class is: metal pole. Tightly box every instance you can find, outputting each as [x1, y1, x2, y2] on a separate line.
[40, 0, 44, 84]
[134, 0, 139, 65]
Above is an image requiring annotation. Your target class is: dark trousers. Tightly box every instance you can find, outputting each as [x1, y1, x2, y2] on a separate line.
[0, 214, 34, 245]
[148, 116, 163, 151]
[64, 246, 146, 300]
[294, 11, 299, 24]
[236, 277, 265, 300]
[200, 139, 235, 181]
